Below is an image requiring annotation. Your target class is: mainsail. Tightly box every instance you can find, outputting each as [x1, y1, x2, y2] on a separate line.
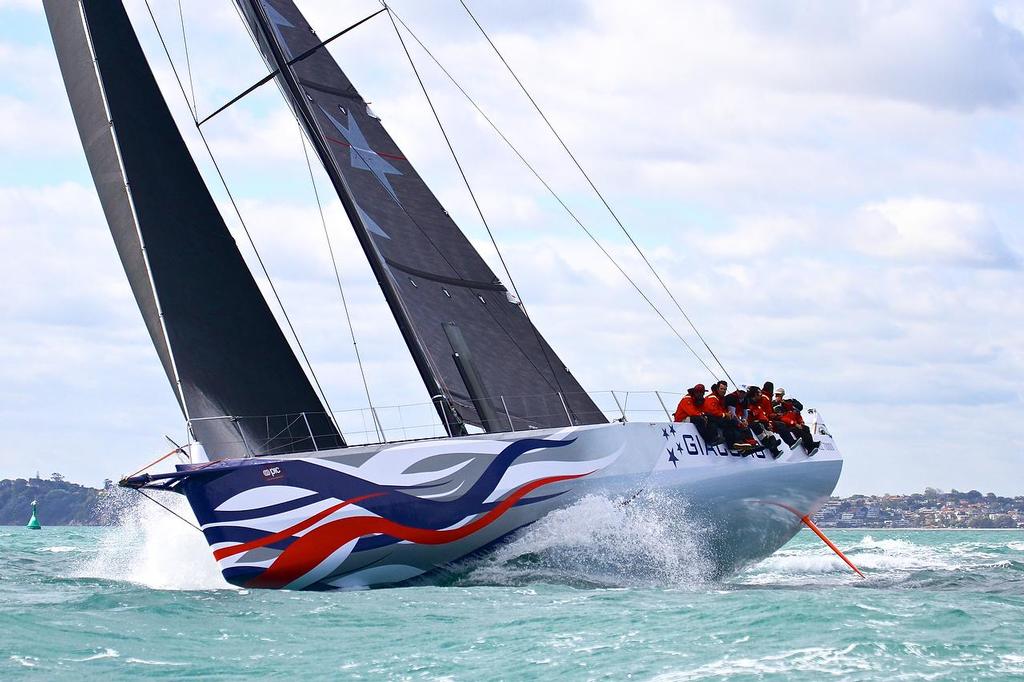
[235, 0, 607, 433]
[45, 0, 344, 457]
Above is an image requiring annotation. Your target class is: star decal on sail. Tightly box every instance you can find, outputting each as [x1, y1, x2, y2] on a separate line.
[668, 446, 679, 468]
[355, 202, 390, 240]
[320, 105, 404, 205]
[261, 0, 295, 59]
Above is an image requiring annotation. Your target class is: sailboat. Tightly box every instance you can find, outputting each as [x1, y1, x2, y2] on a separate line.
[45, 0, 843, 590]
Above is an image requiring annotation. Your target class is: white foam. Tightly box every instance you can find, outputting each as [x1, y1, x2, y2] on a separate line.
[467, 490, 711, 588]
[848, 536, 917, 553]
[735, 531, 992, 586]
[72, 489, 231, 591]
[653, 644, 876, 679]
[9, 655, 39, 668]
[125, 658, 187, 666]
[39, 545, 78, 553]
[69, 648, 120, 662]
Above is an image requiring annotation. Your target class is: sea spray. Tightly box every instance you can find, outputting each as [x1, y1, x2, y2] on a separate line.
[72, 488, 230, 590]
[463, 490, 713, 588]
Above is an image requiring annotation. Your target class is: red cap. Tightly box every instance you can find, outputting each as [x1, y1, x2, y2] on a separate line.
[693, 383, 706, 393]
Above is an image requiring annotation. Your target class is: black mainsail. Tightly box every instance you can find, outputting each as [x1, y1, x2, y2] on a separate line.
[235, 0, 607, 433]
[45, 0, 344, 457]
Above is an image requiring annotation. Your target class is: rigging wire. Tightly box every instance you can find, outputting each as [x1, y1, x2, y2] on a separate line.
[339, 113, 575, 400]
[386, 8, 720, 380]
[198, 8, 387, 127]
[382, 4, 572, 407]
[457, 0, 736, 387]
[142, 0, 343, 438]
[176, 0, 197, 119]
[339, 123, 574, 400]
[134, 488, 202, 532]
[296, 127, 385, 442]
[383, 6, 519, 309]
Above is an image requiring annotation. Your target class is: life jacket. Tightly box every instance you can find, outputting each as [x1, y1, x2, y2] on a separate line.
[779, 401, 805, 427]
[749, 394, 773, 423]
[702, 394, 727, 418]
[673, 395, 703, 422]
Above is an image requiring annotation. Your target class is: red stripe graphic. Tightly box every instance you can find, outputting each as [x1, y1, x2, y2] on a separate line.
[325, 135, 407, 161]
[213, 493, 383, 561]
[248, 472, 590, 589]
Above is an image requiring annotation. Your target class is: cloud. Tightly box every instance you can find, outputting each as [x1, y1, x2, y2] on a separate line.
[851, 198, 1021, 268]
[734, 0, 1024, 111]
[699, 214, 814, 259]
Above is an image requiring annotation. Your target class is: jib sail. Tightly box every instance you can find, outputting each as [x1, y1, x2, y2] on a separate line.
[44, 0, 344, 456]
[235, 0, 606, 433]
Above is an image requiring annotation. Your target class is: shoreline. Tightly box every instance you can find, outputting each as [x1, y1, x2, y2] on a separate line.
[805, 526, 1024, 532]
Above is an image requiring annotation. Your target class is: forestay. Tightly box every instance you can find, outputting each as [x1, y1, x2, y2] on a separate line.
[234, 0, 606, 433]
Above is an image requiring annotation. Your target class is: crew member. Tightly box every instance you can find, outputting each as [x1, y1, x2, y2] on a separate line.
[723, 385, 753, 421]
[703, 381, 748, 451]
[777, 399, 820, 455]
[768, 388, 800, 447]
[747, 386, 783, 458]
[673, 384, 721, 444]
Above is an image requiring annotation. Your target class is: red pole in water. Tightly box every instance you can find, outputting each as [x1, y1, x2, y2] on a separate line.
[756, 500, 865, 578]
[801, 514, 865, 578]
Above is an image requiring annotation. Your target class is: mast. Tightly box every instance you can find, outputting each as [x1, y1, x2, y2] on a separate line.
[240, 0, 465, 436]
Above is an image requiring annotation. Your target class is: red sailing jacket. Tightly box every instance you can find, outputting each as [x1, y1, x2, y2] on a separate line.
[779, 402, 805, 427]
[702, 394, 727, 418]
[749, 394, 773, 423]
[674, 395, 703, 422]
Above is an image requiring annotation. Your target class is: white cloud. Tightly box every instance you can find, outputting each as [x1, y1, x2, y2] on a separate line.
[851, 198, 1021, 268]
[700, 214, 813, 259]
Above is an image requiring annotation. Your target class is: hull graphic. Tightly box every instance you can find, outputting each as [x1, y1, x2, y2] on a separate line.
[167, 421, 842, 590]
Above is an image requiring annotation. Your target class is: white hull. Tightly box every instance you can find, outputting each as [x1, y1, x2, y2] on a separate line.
[166, 418, 841, 589]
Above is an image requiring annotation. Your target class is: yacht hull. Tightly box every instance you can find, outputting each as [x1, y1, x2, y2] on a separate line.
[172, 419, 841, 589]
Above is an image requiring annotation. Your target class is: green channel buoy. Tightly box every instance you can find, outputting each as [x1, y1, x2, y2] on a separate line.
[26, 500, 41, 530]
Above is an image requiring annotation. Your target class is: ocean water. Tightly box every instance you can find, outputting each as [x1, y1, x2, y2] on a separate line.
[2, 493, 1023, 680]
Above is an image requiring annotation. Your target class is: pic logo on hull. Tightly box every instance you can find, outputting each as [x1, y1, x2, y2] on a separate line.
[262, 466, 285, 481]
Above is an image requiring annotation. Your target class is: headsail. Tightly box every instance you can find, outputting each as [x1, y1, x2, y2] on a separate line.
[235, 0, 607, 432]
[45, 0, 344, 456]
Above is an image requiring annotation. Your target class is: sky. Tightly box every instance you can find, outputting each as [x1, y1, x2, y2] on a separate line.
[0, 0, 1021, 496]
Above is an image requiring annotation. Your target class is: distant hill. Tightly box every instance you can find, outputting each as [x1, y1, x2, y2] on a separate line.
[0, 476, 114, 526]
